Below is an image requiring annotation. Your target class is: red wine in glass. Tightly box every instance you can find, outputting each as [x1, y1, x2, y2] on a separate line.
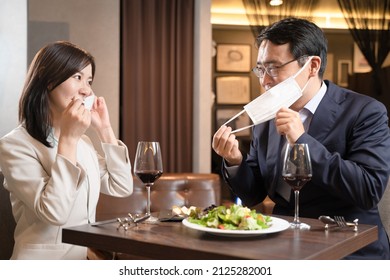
[282, 174, 312, 191]
[135, 170, 163, 185]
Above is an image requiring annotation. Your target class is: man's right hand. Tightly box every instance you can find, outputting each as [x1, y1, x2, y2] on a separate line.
[212, 125, 243, 166]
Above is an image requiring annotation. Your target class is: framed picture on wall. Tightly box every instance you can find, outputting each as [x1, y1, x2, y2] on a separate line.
[216, 44, 251, 72]
[337, 60, 352, 87]
[216, 76, 250, 104]
[216, 108, 251, 136]
[353, 44, 371, 73]
[323, 53, 334, 82]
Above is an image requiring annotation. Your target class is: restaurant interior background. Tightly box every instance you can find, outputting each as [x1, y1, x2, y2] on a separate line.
[1, 0, 389, 202]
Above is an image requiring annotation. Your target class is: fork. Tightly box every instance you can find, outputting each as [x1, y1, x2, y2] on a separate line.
[334, 216, 347, 227]
[334, 216, 359, 232]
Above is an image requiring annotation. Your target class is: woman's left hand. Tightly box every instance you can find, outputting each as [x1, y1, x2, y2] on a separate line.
[90, 95, 117, 144]
[90, 96, 111, 130]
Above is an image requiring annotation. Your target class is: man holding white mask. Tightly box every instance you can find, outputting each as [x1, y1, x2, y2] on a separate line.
[212, 17, 390, 259]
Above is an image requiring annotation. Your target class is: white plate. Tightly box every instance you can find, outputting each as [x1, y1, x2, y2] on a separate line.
[182, 216, 290, 237]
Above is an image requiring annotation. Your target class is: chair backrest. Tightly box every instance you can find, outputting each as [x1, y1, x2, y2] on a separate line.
[96, 173, 221, 221]
[378, 179, 390, 241]
[0, 171, 16, 260]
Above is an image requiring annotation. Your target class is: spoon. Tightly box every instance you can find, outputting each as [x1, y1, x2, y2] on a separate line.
[318, 215, 337, 225]
[132, 214, 151, 224]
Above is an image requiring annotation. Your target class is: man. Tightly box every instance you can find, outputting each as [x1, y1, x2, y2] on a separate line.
[212, 18, 390, 260]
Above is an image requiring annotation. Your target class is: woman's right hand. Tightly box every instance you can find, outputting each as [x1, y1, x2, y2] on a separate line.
[212, 125, 243, 166]
[57, 98, 91, 164]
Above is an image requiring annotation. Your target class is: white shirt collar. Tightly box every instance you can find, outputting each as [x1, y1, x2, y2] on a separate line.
[299, 82, 327, 127]
[303, 82, 327, 115]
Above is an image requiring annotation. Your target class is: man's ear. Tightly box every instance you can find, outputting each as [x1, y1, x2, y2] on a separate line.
[309, 56, 321, 77]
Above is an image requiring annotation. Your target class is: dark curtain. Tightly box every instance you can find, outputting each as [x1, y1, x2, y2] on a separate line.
[337, 0, 390, 95]
[242, 0, 320, 38]
[121, 0, 194, 172]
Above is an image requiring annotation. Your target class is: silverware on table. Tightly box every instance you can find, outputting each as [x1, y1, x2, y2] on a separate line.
[132, 214, 151, 224]
[117, 214, 151, 230]
[90, 218, 121, 227]
[318, 215, 359, 232]
[158, 209, 186, 222]
[90, 213, 151, 230]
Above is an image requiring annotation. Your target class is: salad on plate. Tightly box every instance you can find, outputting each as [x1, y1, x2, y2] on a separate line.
[187, 204, 272, 230]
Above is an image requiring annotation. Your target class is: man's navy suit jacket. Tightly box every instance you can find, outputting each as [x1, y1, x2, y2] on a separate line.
[225, 80, 390, 259]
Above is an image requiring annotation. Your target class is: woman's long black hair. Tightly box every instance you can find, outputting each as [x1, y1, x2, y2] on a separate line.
[19, 41, 95, 147]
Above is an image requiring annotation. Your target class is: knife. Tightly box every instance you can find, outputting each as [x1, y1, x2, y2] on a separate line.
[90, 218, 120, 227]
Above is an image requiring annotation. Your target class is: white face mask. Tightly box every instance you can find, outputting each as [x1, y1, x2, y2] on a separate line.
[224, 57, 312, 134]
[83, 95, 95, 111]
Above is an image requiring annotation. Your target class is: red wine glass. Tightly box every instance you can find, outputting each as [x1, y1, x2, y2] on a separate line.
[134, 141, 163, 222]
[282, 143, 312, 229]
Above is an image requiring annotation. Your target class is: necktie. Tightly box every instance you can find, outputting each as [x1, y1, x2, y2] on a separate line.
[276, 139, 292, 202]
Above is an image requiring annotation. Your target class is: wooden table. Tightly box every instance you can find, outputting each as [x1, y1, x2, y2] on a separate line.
[62, 215, 378, 260]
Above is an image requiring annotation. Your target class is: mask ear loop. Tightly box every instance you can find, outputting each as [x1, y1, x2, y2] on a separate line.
[292, 56, 313, 78]
[222, 109, 245, 126]
[292, 56, 313, 92]
[300, 77, 311, 93]
[230, 123, 256, 134]
[222, 109, 255, 134]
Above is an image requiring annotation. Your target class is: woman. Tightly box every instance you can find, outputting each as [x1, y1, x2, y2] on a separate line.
[0, 41, 133, 259]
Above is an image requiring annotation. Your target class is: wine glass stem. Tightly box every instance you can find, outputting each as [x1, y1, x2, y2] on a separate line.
[293, 190, 300, 224]
[146, 184, 152, 216]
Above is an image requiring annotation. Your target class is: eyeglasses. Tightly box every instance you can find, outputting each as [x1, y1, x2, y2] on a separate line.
[252, 56, 307, 78]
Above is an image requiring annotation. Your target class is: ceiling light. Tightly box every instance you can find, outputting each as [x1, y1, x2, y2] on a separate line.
[270, 0, 283, 6]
